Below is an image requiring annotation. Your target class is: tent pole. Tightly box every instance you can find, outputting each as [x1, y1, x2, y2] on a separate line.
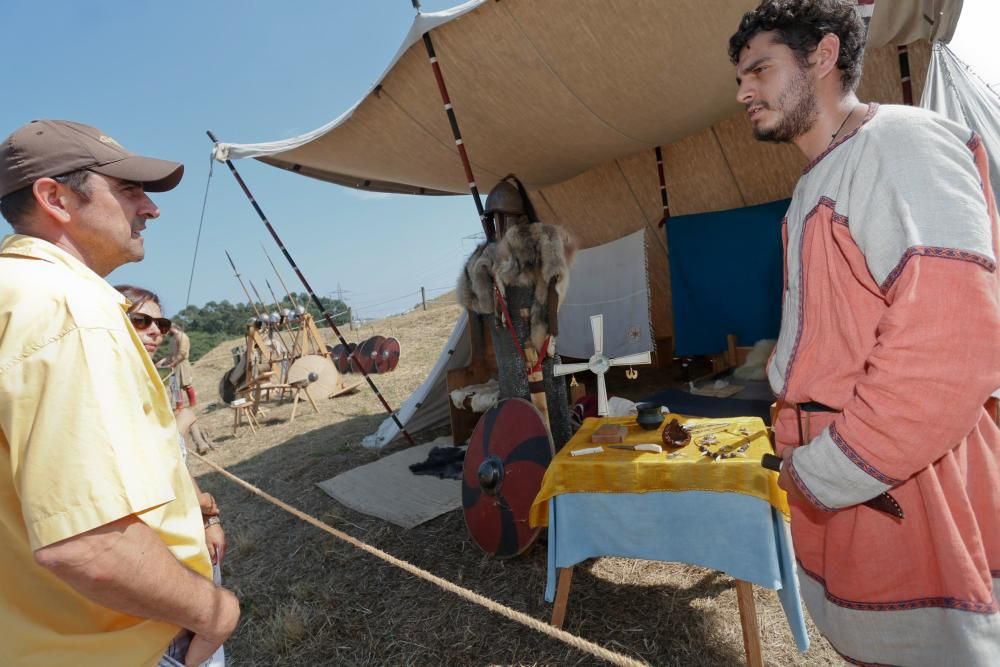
[897, 45, 914, 105]
[419, 31, 494, 241]
[208, 130, 418, 446]
[654, 146, 671, 229]
[856, 0, 876, 73]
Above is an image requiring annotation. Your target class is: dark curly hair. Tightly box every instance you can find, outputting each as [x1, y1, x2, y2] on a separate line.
[728, 0, 866, 92]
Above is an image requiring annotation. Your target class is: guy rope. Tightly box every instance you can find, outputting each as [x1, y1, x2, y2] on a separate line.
[188, 449, 648, 667]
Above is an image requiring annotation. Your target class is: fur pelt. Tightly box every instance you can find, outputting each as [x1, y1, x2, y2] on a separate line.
[494, 223, 576, 352]
[456, 241, 497, 314]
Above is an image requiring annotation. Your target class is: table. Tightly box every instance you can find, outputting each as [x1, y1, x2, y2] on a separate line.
[530, 415, 809, 665]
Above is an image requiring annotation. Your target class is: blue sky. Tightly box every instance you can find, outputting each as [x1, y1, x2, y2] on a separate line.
[2, 1, 996, 319]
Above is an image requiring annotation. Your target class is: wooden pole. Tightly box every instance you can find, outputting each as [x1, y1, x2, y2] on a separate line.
[421, 286, 427, 311]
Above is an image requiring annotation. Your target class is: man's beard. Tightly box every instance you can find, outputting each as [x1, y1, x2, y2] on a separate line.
[752, 67, 818, 143]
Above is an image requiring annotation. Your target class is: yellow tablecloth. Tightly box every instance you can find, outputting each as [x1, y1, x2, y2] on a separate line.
[529, 414, 789, 527]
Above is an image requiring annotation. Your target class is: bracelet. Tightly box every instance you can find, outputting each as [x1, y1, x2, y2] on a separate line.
[204, 516, 222, 529]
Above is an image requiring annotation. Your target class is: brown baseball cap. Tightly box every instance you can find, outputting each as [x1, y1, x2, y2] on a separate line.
[0, 119, 184, 199]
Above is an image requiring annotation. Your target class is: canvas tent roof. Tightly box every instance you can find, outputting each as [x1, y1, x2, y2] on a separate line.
[213, 1, 978, 447]
[215, 0, 961, 196]
[215, 0, 962, 342]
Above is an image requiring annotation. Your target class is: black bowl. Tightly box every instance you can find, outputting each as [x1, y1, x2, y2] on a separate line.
[634, 401, 664, 431]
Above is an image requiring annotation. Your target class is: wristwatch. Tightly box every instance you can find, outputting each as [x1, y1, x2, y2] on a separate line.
[204, 516, 222, 528]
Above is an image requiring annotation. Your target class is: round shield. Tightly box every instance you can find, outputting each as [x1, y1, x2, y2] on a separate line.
[219, 369, 238, 404]
[329, 343, 351, 374]
[462, 398, 554, 558]
[288, 353, 358, 399]
[351, 336, 382, 375]
[375, 337, 401, 373]
[363, 335, 385, 374]
[346, 342, 360, 374]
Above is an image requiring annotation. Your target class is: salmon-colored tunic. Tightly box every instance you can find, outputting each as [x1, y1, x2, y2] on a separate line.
[769, 104, 1000, 666]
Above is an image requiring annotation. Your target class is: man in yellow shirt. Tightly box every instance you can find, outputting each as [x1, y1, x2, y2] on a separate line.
[0, 120, 240, 667]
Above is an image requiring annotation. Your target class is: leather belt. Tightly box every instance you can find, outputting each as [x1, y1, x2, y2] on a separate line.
[785, 402, 904, 520]
[797, 400, 838, 413]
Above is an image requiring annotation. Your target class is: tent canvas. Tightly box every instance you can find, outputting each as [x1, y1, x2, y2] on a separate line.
[213, 1, 987, 444]
[667, 200, 788, 356]
[215, 0, 958, 344]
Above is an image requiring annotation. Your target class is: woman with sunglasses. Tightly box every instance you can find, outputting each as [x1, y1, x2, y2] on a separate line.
[117, 285, 227, 667]
[116, 286, 225, 562]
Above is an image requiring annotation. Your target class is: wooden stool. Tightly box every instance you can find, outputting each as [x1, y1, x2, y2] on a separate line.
[231, 398, 259, 435]
[289, 384, 319, 423]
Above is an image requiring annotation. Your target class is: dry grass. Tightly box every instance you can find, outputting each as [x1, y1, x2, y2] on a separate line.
[185, 295, 839, 666]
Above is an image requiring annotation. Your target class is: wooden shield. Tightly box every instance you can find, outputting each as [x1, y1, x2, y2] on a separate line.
[330, 343, 351, 374]
[376, 336, 401, 373]
[218, 368, 239, 404]
[353, 336, 383, 375]
[462, 398, 553, 558]
[287, 353, 359, 398]
[346, 342, 360, 374]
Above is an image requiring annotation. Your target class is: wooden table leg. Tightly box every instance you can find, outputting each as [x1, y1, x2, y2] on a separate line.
[735, 579, 764, 667]
[550, 566, 574, 629]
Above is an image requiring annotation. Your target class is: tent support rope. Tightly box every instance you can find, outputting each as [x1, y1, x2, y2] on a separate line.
[185, 157, 214, 308]
[188, 449, 648, 667]
[206, 131, 417, 446]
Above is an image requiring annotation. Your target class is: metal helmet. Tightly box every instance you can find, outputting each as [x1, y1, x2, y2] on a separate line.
[484, 180, 525, 216]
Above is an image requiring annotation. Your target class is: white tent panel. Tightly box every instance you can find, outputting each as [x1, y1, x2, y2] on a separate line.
[921, 43, 1000, 203]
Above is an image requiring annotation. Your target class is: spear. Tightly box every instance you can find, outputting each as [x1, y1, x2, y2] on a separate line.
[225, 250, 264, 322]
[249, 278, 293, 353]
[266, 278, 301, 358]
[262, 243, 300, 311]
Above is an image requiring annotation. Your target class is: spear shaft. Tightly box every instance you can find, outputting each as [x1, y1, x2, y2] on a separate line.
[249, 278, 293, 352]
[262, 243, 300, 311]
[225, 250, 264, 321]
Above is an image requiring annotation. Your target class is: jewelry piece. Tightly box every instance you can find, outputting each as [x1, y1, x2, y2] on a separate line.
[830, 105, 856, 145]
[683, 422, 734, 434]
[698, 438, 751, 461]
[697, 429, 766, 461]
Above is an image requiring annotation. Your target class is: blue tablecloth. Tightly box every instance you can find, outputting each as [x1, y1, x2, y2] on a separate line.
[545, 490, 809, 651]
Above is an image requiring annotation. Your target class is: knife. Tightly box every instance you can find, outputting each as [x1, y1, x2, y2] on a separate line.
[761, 454, 904, 519]
[608, 444, 663, 452]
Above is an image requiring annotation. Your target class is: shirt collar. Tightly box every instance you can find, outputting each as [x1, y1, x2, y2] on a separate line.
[0, 234, 128, 307]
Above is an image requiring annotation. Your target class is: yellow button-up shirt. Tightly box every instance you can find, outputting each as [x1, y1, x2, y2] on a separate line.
[0, 234, 211, 667]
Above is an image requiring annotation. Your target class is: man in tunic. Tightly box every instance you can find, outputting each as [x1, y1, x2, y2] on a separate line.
[160, 323, 196, 409]
[729, 1, 1000, 664]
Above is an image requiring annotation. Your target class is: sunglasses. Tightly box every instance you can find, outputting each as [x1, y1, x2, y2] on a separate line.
[129, 313, 172, 334]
